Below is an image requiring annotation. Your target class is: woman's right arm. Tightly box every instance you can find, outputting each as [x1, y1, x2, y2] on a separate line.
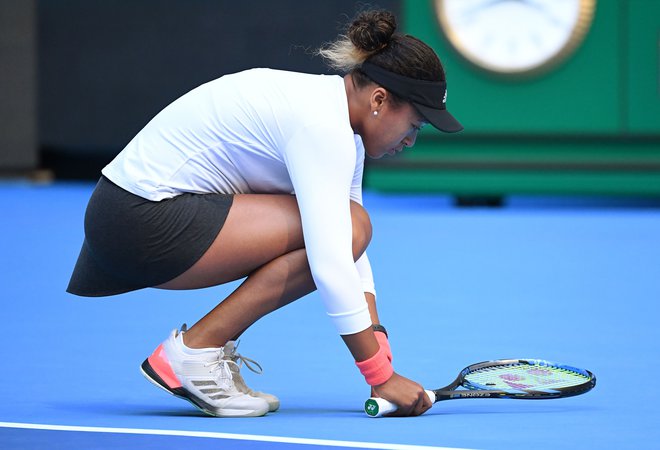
[284, 124, 430, 416]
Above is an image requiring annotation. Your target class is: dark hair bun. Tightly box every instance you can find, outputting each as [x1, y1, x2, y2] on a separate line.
[348, 10, 397, 52]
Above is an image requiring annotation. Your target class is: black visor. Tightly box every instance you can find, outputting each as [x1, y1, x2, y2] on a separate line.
[360, 62, 463, 133]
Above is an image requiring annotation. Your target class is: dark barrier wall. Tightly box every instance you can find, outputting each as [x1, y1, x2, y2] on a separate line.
[0, 0, 38, 171]
[28, 1, 660, 196]
[38, 0, 399, 164]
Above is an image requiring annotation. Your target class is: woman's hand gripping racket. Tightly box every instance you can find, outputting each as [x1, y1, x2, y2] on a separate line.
[365, 358, 596, 417]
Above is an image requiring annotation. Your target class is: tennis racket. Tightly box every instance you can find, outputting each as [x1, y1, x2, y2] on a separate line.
[364, 358, 596, 417]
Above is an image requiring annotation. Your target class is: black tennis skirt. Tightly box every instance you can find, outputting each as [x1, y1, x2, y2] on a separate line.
[67, 176, 234, 297]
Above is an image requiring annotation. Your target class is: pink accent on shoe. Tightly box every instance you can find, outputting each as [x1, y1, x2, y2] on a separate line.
[148, 344, 182, 389]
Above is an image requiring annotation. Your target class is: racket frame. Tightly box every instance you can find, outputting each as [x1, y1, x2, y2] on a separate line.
[431, 358, 596, 402]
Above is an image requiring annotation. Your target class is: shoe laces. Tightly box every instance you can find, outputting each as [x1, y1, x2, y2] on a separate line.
[226, 341, 263, 375]
[203, 350, 236, 390]
[177, 325, 263, 387]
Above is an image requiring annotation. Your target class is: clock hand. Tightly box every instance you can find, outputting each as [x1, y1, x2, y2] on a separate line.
[460, 0, 511, 22]
[521, 0, 570, 28]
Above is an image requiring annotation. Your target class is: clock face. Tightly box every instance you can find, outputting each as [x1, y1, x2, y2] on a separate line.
[435, 0, 596, 75]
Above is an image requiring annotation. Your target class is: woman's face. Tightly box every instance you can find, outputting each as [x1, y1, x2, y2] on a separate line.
[361, 97, 427, 159]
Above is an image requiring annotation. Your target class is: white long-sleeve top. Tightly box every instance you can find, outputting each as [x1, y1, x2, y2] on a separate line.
[102, 68, 375, 335]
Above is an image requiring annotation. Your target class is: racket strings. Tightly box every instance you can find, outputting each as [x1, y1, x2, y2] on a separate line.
[465, 363, 590, 392]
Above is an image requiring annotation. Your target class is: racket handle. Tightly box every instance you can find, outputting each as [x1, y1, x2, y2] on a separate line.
[364, 390, 436, 417]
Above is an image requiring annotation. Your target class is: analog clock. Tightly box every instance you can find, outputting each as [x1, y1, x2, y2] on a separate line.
[435, 0, 596, 76]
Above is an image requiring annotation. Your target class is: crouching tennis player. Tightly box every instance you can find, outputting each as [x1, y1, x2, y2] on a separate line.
[68, 9, 462, 417]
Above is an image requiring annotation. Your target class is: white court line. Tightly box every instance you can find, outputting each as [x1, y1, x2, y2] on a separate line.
[0, 421, 474, 450]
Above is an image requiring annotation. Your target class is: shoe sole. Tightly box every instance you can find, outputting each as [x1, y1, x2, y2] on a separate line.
[140, 359, 267, 417]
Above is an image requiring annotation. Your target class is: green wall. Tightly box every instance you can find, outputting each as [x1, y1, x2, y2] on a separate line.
[365, 0, 660, 196]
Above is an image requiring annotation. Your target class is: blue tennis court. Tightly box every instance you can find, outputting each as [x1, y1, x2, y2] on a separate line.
[2, 181, 659, 449]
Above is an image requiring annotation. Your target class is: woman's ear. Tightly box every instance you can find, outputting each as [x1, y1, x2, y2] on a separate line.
[370, 87, 387, 113]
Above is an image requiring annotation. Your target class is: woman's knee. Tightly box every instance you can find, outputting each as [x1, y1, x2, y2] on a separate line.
[350, 201, 372, 260]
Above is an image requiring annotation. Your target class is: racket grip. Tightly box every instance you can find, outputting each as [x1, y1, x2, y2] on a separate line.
[364, 390, 436, 417]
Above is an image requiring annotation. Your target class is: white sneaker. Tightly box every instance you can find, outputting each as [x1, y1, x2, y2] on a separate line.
[140, 326, 269, 417]
[223, 341, 280, 412]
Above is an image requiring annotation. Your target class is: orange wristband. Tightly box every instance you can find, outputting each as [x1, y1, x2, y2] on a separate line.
[355, 346, 394, 386]
[374, 331, 392, 362]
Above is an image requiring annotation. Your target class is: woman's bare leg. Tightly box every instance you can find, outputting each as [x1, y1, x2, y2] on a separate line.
[156, 194, 371, 348]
